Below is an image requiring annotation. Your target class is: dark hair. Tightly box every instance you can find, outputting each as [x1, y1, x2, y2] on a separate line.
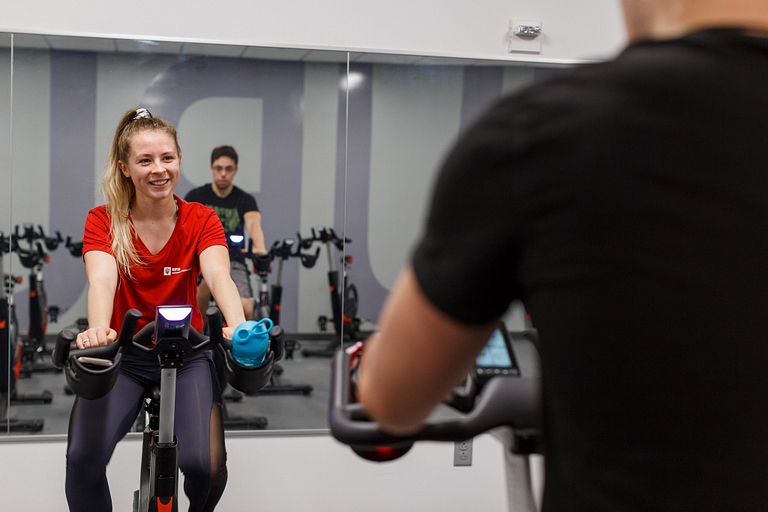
[211, 145, 238, 166]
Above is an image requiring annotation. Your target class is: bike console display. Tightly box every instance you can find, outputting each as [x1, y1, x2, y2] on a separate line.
[475, 323, 520, 391]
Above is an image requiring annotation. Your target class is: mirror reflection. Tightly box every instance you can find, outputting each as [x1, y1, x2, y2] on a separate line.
[2, 31, 570, 437]
[4, 33, 349, 435]
[341, 55, 570, 340]
[1, 33, 13, 434]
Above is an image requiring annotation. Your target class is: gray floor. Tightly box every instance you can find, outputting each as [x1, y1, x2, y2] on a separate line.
[3, 333, 539, 437]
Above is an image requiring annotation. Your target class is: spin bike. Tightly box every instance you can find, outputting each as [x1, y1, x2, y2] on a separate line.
[329, 324, 543, 512]
[0, 231, 45, 432]
[231, 235, 321, 328]
[242, 237, 316, 395]
[12, 224, 64, 376]
[301, 227, 361, 358]
[53, 305, 284, 512]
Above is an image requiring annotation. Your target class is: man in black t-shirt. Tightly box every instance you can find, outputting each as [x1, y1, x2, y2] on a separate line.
[358, 1, 768, 511]
[185, 146, 267, 320]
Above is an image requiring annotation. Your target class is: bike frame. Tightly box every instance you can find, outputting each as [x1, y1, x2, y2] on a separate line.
[13, 225, 63, 373]
[133, 306, 194, 512]
[54, 306, 284, 512]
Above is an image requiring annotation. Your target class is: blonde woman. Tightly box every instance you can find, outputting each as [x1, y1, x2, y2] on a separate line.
[66, 108, 244, 512]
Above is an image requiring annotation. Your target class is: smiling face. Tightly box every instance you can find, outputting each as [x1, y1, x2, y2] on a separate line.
[118, 129, 180, 205]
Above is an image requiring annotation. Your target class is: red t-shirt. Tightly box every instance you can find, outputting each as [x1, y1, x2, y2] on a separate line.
[82, 196, 226, 333]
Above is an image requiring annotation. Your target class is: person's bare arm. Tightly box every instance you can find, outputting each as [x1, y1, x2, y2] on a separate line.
[200, 244, 247, 338]
[244, 210, 267, 255]
[358, 267, 499, 435]
[78, 251, 119, 348]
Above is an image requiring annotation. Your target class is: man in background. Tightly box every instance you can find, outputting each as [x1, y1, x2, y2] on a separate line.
[185, 145, 267, 320]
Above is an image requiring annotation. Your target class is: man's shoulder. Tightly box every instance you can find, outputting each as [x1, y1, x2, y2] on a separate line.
[184, 184, 213, 201]
[228, 186, 258, 210]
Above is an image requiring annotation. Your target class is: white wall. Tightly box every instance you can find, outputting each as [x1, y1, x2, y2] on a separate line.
[0, 432, 533, 512]
[0, 0, 627, 63]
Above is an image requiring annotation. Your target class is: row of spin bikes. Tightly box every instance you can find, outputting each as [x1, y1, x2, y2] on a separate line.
[1, 224, 365, 432]
[230, 226, 363, 354]
[1, 224, 83, 432]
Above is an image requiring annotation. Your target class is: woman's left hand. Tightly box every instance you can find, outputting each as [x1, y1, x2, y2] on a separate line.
[223, 326, 235, 340]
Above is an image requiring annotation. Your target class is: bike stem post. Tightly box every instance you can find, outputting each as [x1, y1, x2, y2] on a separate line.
[158, 368, 177, 444]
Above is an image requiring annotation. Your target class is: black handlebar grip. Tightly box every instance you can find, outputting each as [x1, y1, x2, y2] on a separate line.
[270, 325, 285, 362]
[297, 232, 314, 250]
[206, 306, 230, 351]
[52, 329, 76, 369]
[254, 253, 272, 273]
[116, 309, 142, 349]
[66, 236, 84, 257]
[300, 247, 321, 269]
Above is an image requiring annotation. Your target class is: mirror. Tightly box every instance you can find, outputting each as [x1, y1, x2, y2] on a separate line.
[2, 31, 573, 436]
[341, 55, 571, 340]
[3, 33, 351, 434]
[1, 33, 11, 434]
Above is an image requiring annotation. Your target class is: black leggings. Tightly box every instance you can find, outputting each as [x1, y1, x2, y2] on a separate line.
[65, 351, 227, 512]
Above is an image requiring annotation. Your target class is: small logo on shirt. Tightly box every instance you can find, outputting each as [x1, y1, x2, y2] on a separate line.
[164, 267, 191, 276]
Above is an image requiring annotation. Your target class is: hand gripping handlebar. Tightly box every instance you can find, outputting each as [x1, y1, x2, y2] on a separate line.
[53, 307, 285, 400]
[329, 348, 543, 462]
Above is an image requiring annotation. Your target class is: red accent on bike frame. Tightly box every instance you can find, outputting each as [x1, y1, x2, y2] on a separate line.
[30, 291, 36, 298]
[0, 320, 5, 329]
[329, 286, 335, 292]
[157, 497, 173, 512]
[345, 341, 364, 357]
[14, 341, 21, 380]
[274, 305, 280, 311]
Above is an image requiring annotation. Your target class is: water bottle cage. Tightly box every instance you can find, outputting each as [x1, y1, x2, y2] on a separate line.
[219, 345, 275, 394]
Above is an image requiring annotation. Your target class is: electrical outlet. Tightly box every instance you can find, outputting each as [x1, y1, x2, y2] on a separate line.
[454, 439, 473, 466]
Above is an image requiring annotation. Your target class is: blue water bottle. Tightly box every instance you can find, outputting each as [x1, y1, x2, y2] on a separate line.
[232, 318, 273, 367]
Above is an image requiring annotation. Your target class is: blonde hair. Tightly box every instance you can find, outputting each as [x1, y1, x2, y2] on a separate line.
[102, 108, 181, 279]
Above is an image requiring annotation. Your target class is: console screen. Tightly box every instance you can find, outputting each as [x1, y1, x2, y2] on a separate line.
[476, 329, 513, 368]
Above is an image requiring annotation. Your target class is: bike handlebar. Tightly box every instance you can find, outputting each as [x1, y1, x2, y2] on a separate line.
[328, 348, 543, 461]
[38, 226, 64, 251]
[66, 236, 84, 257]
[13, 240, 47, 269]
[0, 233, 9, 256]
[52, 309, 142, 400]
[53, 307, 285, 400]
[309, 226, 350, 251]
[244, 238, 320, 270]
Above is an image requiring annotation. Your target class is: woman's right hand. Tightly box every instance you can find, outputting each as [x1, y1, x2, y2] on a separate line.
[77, 327, 117, 349]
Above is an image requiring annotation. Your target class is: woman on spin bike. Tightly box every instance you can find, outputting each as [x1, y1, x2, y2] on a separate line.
[66, 108, 246, 512]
